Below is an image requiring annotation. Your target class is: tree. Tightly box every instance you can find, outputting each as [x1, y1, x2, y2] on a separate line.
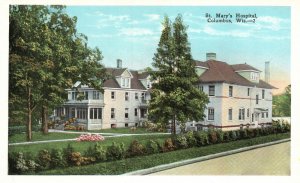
[149, 15, 209, 134]
[273, 85, 291, 117]
[9, 5, 107, 140]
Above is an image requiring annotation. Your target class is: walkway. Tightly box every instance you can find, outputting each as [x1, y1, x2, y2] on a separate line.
[150, 142, 290, 175]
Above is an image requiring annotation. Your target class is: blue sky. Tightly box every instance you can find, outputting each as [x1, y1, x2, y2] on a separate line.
[66, 6, 290, 94]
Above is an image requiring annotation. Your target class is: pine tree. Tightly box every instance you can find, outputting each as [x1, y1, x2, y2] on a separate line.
[149, 14, 209, 134]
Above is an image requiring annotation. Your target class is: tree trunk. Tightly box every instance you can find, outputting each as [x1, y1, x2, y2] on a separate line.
[26, 87, 32, 141]
[42, 105, 49, 134]
[172, 115, 176, 135]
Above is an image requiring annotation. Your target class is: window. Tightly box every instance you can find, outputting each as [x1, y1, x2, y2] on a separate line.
[146, 80, 151, 89]
[111, 108, 115, 119]
[134, 108, 138, 116]
[84, 91, 89, 100]
[121, 78, 130, 88]
[89, 108, 102, 119]
[141, 92, 145, 100]
[135, 93, 138, 100]
[208, 108, 214, 120]
[72, 92, 77, 100]
[256, 94, 259, 104]
[229, 86, 233, 97]
[77, 108, 87, 119]
[209, 85, 215, 96]
[125, 108, 129, 119]
[262, 89, 265, 99]
[251, 72, 259, 81]
[228, 108, 232, 121]
[252, 113, 254, 122]
[247, 108, 250, 118]
[262, 112, 265, 118]
[111, 91, 115, 99]
[93, 91, 100, 99]
[239, 108, 245, 120]
[125, 92, 129, 101]
[125, 123, 128, 127]
[197, 85, 203, 91]
[266, 111, 269, 118]
[247, 88, 250, 96]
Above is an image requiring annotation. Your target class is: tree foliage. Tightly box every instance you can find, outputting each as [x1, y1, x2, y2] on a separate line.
[9, 5, 107, 140]
[273, 85, 291, 117]
[149, 15, 209, 134]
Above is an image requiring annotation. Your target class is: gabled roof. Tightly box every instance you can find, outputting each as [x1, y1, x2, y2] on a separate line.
[194, 60, 209, 68]
[103, 68, 150, 90]
[231, 63, 261, 72]
[194, 60, 276, 89]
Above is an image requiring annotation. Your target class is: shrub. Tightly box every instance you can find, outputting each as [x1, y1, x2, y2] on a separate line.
[8, 152, 28, 174]
[8, 125, 41, 136]
[126, 140, 146, 157]
[106, 142, 126, 161]
[229, 131, 238, 141]
[63, 144, 75, 166]
[70, 152, 83, 166]
[50, 149, 65, 168]
[173, 135, 188, 149]
[27, 159, 39, 173]
[37, 150, 51, 170]
[185, 131, 197, 147]
[239, 129, 249, 139]
[246, 128, 255, 138]
[208, 130, 218, 144]
[146, 140, 160, 154]
[282, 122, 291, 132]
[216, 130, 224, 143]
[93, 143, 107, 162]
[162, 138, 176, 152]
[194, 131, 209, 146]
[223, 131, 231, 142]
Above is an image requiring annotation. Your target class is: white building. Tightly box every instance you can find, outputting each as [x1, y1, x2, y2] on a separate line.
[54, 60, 151, 130]
[55, 53, 276, 131]
[190, 53, 276, 131]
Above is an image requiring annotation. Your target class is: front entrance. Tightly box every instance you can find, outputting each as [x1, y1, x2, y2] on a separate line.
[254, 113, 259, 128]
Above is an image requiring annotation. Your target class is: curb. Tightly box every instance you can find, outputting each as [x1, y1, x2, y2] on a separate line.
[122, 138, 291, 175]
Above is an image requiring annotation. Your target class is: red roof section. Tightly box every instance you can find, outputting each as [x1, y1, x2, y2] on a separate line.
[195, 60, 276, 89]
[103, 68, 149, 90]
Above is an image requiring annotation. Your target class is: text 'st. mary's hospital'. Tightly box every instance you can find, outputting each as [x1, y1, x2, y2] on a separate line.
[206, 13, 258, 23]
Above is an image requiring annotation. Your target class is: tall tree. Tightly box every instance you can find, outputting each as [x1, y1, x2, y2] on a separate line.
[149, 15, 209, 134]
[9, 5, 107, 140]
[273, 85, 291, 117]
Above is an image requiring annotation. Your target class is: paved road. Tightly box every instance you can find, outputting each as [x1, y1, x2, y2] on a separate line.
[150, 142, 290, 175]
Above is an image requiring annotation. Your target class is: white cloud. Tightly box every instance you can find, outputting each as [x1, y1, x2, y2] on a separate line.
[119, 28, 154, 36]
[144, 14, 160, 21]
[202, 26, 251, 38]
[188, 28, 202, 33]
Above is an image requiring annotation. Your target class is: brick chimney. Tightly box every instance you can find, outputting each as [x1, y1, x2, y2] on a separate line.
[117, 59, 122, 68]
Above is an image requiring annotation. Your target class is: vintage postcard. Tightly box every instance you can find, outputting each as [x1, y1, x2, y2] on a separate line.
[2, 0, 299, 183]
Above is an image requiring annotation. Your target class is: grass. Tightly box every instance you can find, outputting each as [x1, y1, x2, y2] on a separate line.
[8, 132, 81, 143]
[8, 134, 169, 157]
[35, 133, 290, 175]
[8, 127, 167, 143]
[87, 127, 166, 134]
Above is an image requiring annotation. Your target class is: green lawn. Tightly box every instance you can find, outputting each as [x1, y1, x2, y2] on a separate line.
[88, 127, 166, 134]
[8, 134, 170, 157]
[36, 133, 290, 175]
[8, 132, 81, 143]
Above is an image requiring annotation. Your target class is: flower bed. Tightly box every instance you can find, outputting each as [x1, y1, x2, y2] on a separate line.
[76, 134, 105, 142]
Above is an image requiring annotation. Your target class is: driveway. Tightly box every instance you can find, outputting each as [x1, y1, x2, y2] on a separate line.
[150, 142, 290, 175]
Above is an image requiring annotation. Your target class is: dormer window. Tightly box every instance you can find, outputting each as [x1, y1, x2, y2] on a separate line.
[121, 77, 130, 88]
[250, 72, 259, 81]
[146, 80, 152, 89]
